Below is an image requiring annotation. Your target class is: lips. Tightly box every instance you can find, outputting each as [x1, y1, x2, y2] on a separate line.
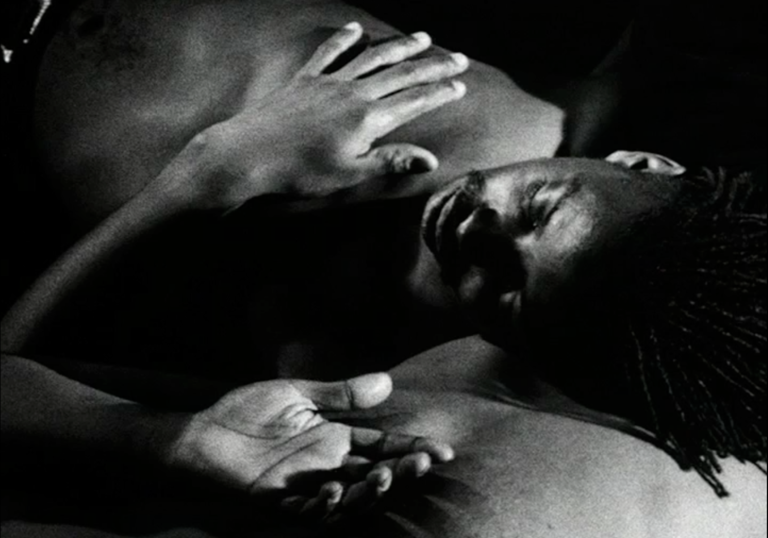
[422, 180, 462, 257]
[422, 176, 525, 343]
[422, 179, 477, 286]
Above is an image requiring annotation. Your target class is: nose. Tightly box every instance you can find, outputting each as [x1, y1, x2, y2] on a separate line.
[456, 206, 526, 290]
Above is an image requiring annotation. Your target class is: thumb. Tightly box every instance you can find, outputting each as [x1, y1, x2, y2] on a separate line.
[361, 144, 439, 176]
[294, 373, 393, 411]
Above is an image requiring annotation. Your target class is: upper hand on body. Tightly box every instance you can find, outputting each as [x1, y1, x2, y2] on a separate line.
[167, 372, 454, 522]
[156, 23, 469, 211]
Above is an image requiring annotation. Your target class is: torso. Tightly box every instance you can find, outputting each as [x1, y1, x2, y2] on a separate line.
[331, 337, 768, 538]
[31, 0, 564, 378]
[19, 4, 767, 536]
[7, 337, 764, 538]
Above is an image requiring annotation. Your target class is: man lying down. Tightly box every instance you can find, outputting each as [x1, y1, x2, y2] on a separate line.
[1, 1, 767, 537]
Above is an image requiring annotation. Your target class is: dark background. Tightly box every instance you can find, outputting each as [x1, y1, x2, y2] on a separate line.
[1, 0, 766, 312]
[348, 0, 766, 168]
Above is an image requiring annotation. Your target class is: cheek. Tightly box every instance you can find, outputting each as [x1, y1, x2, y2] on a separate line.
[524, 255, 572, 319]
[523, 205, 598, 322]
[548, 197, 597, 251]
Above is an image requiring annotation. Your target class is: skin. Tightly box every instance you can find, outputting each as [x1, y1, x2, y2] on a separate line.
[415, 155, 697, 416]
[34, 0, 562, 226]
[419, 157, 682, 350]
[5, 0, 764, 535]
[3, 338, 766, 538]
[343, 338, 767, 538]
[2, 26, 471, 521]
[28, 0, 564, 380]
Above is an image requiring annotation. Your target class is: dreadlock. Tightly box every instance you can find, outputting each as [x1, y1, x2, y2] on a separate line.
[615, 166, 766, 497]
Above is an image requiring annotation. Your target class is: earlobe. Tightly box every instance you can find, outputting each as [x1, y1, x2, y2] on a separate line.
[606, 150, 687, 177]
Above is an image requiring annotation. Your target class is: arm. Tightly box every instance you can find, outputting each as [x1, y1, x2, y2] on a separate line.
[0, 353, 179, 469]
[3, 25, 468, 354]
[1, 354, 451, 502]
[2, 24, 460, 511]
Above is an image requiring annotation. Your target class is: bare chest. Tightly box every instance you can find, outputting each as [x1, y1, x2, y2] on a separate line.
[35, 0, 562, 223]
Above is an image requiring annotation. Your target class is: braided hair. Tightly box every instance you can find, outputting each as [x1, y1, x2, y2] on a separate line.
[614, 166, 766, 496]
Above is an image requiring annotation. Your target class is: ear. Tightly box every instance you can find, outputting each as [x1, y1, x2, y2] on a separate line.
[605, 150, 687, 176]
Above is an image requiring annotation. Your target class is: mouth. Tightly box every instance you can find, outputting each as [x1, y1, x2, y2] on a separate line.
[422, 180, 461, 255]
[421, 177, 476, 284]
[422, 176, 525, 344]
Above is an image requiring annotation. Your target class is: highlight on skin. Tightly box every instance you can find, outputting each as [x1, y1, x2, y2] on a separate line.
[593, 166, 766, 496]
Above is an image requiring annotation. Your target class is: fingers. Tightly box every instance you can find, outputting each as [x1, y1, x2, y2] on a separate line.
[351, 428, 455, 463]
[281, 454, 442, 524]
[282, 477, 383, 526]
[298, 22, 365, 77]
[337, 453, 430, 483]
[359, 52, 470, 100]
[357, 143, 439, 177]
[292, 373, 393, 411]
[373, 79, 467, 136]
[378, 452, 432, 479]
[366, 464, 394, 492]
[281, 480, 344, 519]
[334, 32, 433, 80]
[358, 79, 466, 143]
[252, 422, 351, 493]
[321, 455, 432, 525]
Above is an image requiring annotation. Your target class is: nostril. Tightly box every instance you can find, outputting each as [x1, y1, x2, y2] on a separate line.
[457, 208, 501, 261]
[457, 210, 526, 291]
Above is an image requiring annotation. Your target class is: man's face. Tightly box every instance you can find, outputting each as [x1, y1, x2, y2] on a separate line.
[422, 157, 678, 349]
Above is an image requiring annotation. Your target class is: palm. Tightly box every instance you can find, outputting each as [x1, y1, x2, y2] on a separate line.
[178, 381, 347, 494]
[199, 381, 351, 493]
[171, 374, 454, 509]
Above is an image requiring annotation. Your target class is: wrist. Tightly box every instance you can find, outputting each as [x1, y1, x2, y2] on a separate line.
[149, 127, 283, 214]
[103, 405, 208, 496]
[145, 133, 223, 214]
[124, 406, 194, 470]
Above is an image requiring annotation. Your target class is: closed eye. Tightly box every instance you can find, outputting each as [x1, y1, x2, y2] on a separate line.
[531, 180, 583, 234]
[522, 180, 547, 231]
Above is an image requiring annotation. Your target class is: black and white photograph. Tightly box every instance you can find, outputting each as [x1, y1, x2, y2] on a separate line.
[1, 0, 765, 537]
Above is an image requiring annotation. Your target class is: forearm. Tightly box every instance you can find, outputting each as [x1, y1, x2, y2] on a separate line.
[0, 140, 219, 355]
[1, 354, 186, 474]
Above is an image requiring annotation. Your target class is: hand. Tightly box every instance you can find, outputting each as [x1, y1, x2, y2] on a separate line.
[167, 23, 469, 210]
[168, 373, 454, 515]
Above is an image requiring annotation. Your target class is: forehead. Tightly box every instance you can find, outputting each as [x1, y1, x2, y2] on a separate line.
[490, 158, 629, 183]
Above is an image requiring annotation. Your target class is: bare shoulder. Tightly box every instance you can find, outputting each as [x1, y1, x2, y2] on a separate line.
[498, 410, 768, 538]
[384, 339, 767, 538]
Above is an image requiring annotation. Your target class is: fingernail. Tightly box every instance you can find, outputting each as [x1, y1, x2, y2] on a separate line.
[452, 80, 467, 95]
[377, 474, 392, 494]
[417, 460, 431, 477]
[412, 31, 431, 44]
[344, 22, 362, 31]
[451, 52, 469, 67]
